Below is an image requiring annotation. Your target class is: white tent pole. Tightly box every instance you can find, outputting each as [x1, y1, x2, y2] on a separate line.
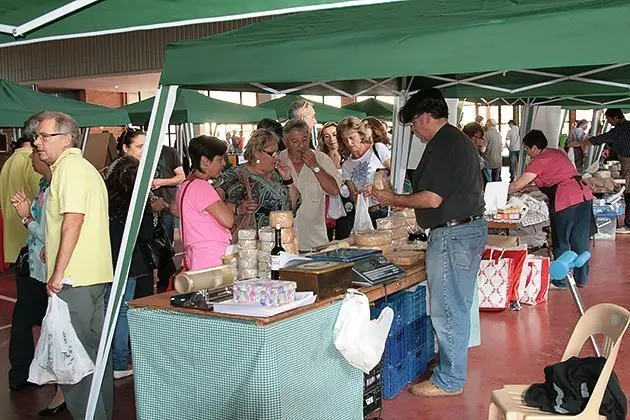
[586, 109, 599, 167]
[84, 84, 179, 420]
[11, 0, 99, 37]
[391, 92, 410, 193]
[516, 104, 534, 177]
[80, 128, 90, 154]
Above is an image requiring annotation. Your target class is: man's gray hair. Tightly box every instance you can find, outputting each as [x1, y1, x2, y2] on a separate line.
[283, 119, 310, 138]
[22, 112, 45, 141]
[38, 111, 81, 148]
[287, 100, 311, 120]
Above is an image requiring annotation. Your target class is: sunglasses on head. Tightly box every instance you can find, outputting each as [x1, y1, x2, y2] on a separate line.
[263, 150, 277, 157]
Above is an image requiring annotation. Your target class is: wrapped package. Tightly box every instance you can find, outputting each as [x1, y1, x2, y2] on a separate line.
[281, 227, 295, 244]
[238, 239, 258, 250]
[269, 211, 294, 228]
[392, 238, 408, 249]
[390, 226, 408, 240]
[238, 249, 258, 261]
[232, 280, 297, 307]
[238, 258, 258, 270]
[284, 242, 299, 255]
[221, 253, 238, 268]
[237, 229, 257, 241]
[376, 215, 405, 230]
[355, 229, 392, 246]
[258, 226, 275, 242]
[259, 241, 274, 251]
[258, 249, 271, 262]
[238, 269, 258, 280]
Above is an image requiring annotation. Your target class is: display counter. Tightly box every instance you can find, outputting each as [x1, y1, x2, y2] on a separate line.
[128, 262, 425, 420]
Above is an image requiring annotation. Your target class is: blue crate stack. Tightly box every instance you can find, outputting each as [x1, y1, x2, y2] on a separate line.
[371, 284, 433, 399]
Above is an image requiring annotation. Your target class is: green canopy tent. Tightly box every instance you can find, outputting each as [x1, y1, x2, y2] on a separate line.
[257, 94, 365, 123]
[343, 98, 393, 120]
[122, 89, 277, 125]
[0, 78, 130, 127]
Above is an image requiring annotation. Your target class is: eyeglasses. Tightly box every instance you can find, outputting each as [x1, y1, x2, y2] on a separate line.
[36, 132, 68, 140]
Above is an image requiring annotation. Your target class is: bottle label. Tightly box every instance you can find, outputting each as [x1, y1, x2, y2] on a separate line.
[270, 255, 280, 271]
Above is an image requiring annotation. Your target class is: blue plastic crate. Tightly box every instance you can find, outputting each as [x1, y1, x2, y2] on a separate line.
[405, 316, 428, 350]
[371, 293, 404, 332]
[383, 361, 406, 399]
[405, 346, 428, 384]
[402, 285, 426, 324]
[383, 329, 406, 365]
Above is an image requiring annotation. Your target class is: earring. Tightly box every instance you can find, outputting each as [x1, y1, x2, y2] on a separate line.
[255, 159, 261, 164]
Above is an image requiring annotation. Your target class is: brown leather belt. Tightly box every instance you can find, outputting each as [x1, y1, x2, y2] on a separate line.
[433, 215, 483, 229]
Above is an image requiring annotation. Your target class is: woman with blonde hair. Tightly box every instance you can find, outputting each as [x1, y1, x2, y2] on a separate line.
[217, 129, 300, 229]
[337, 117, 391, 225]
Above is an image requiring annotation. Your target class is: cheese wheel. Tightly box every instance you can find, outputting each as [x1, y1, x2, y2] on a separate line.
[398, 242, 428, 251]
[389, 250, 423, 266]
[258, 241, 274, 251]
[269, 211, 294, 228]
[391, 227, 408, 240]
[238, 269, 258, 280]
[238, 249, 258, 261]
[281, 227, 295, 244]
[373, 170, 389, 190]
[258, 226, 274, 242]
[376, 215, 405, 230]
[237, 229, 257, 241]
[258, 259, 270, 270]
[258, 250, 271, 262]
[393, 238, 408, 249]
[238, 257, 258, 270]
[397, 208, 415, 219]
[594, 170, 611, 178]
[284, 242, 299, 255]
[356, 244, 394, 255]
[238, 239, 258, 250]
[355, 230, 392, 246]
[257, 269, 271, 279]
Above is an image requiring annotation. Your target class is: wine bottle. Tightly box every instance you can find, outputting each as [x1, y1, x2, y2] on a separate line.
[270, 224, 285, 280]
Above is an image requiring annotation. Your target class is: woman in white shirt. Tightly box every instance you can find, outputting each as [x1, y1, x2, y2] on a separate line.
[337, 117, 391, 226]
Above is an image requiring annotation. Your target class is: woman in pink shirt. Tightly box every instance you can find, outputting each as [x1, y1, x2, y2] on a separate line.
[509, 130, 593, 288]
[177, 136, 234, 271]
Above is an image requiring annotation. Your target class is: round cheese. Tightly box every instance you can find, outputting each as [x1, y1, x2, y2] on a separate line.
[355, 230, 392, 246]
[397, 208, 415, 219]
[389, 250, 423, 266]
[238, 257, 258, 270]
[258, 226, 275, 242]
[237, 229, 257, 241]
[238, 239, 258, 250]
[284, 242, 299, 255]
[281, 227, 295, 244]
[392, 238, 408, 249]
[391, 227, 408, 240]
[258, 250, 271, 261]
[398, 241, 428, 251]
[376, 215, 405, 230]
[357, 244, 394, 255]
[238, 249, 258, 261]
[258, 241, 274, 251]
[238, 269, 258, 280]
[269, 211, 294, 229]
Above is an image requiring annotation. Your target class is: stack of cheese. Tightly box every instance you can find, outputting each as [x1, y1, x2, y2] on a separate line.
[237, 229, 258, 280]
[354, 229, 393, 256]
[395, 208, 419, 232]
[257, 211, 299, 277]
[376, 215, 408, 250]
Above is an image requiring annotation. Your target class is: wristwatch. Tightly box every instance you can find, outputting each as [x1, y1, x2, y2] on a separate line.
[312, 166, 321, 174]
[21, 216, 31, 226]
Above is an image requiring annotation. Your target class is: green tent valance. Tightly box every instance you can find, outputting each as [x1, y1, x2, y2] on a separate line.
[343, 98, 393, 120]
[0, 79, 130, 127]
[123, 89, 276, 125]
[257, 95, 365, 123]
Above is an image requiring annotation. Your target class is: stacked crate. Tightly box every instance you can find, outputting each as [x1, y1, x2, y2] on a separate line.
[370, 284, 434, 399]
[363, 362, 383, 417]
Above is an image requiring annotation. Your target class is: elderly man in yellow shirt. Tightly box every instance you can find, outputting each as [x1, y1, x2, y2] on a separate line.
[33, 112, 114, 420]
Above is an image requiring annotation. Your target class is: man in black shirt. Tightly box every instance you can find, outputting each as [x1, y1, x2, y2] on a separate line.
[372, 88, 486, 398]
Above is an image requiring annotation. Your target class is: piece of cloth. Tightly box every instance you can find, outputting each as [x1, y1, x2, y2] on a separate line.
[550, 200, 592, 286]
[58, 284, 113, 420]
[341, 142, 390, 208]
[177, 179, 231, 270]
[506, 126, 521, 152]
[525, 148, 594, 213]
[524, 356, 627, 420]
[8, 269, 47, 387]
[109, 203, 153, 279]
[153, 146, 183, 211]
[413, 124, 485, 229]
[0, 147, 42, 263]
[508, 150, 519, 182]
[426, 218, 487, 392]
[104, 277, 137, 371]
[482, 128, 503, 169]
[46, 148, 113, 287]
[589, 120, 630, 157]
[217, 165, 300, 230]
[26, 178, 49, 283]
[279, 150, 342, 250]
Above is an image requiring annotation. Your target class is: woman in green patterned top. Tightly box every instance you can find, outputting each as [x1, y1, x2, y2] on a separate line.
[216, 129, 301, 230]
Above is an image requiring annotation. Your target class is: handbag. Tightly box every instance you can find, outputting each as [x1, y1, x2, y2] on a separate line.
[518, 255, 550, 305]
[166, 180, 195, 291]
[143, 219, 175, 269]
[15, 246, 30, 278]
[477, 246, 527, 311]
[230, 166, 256, 242]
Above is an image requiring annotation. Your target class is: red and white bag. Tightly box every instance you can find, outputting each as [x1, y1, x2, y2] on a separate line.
[477, 246, 527, 311]
[518, 255, 550, 305]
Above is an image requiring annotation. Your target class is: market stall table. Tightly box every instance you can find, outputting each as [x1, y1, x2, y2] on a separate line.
[128, 262, 425, 420]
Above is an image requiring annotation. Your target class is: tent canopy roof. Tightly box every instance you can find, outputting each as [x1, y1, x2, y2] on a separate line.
[343, 98, 393, 120]
[0, 79, 130, 127]
[123, 89, 276, 125]
[0, 0, 404, 47]
[257, 95, 365, 122]
[161, 0, 630, 101]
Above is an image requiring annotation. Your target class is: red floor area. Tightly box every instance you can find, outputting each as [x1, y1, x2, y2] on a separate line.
[0, 238, 628, 420]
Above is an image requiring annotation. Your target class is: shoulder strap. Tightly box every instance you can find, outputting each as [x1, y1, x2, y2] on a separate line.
[237, 165, 254, 200]
[178, 179, 196, 247]
[372, 143, 381, 163]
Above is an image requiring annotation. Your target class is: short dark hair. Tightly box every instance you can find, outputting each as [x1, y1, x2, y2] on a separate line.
[398, 88, 449, 124]
[116, 127, 145, 156]
[188, 135, 227, 172]
[577, 119, 588, 128]
[522, 129, 548, 150]
[282, 119, 310, 138]
[462, 122, 484, 139]
[508, 120, 517, 125]
[257, 118, 283, 139]
[605, 108, 625, 120]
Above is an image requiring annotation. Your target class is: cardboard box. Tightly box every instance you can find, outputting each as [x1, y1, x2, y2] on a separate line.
[487, 234, 519, 248]
[83, 132, 118, 171]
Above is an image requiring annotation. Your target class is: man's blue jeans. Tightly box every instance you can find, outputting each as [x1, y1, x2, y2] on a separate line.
[105, 277, 137, 371]
[508, 151, 519, 182]
[427, 218, 487, 392]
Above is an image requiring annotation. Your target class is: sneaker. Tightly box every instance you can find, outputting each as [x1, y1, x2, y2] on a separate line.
[113, 370, 133, 380]
[616, 227, 630, 234]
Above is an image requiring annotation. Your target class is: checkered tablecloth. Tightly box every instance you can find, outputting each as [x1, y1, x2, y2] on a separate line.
[128, 301, 363, 420]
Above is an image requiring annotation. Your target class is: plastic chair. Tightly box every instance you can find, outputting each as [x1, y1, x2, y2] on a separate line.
[488, 303, 630, 419]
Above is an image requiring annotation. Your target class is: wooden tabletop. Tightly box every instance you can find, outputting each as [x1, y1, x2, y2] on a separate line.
[487, 220, 519, 230]
[128, 262, 426, 326]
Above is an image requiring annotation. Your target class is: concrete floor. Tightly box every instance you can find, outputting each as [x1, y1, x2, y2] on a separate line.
[1, 237, 628, 419]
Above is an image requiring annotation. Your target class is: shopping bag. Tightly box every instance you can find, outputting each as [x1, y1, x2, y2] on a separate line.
[352, 193, 374, 233]
[28, 295, 95, 385]
[518, 256, 550, 305]
[333, 290, 393, 373]
[477, 246, 527, 311]
[327, 194, 347, 220]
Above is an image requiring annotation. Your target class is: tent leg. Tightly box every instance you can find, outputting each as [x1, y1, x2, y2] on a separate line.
[80, 127, 90, 154]
[560, 109, 569, 148]
[516, 104, 534, 177]
[586, 109, 600, 167]
[391, 94, 411, 194]
[84, 84, 179, 420]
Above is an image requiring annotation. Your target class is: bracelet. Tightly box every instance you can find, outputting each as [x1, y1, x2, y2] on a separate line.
[234, 204, 239, 216]
[282, 178, 294, 186]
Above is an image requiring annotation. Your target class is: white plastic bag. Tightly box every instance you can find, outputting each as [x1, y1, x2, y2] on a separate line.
[352, 193, 374, 233]
[327, 195, 347, 220]
[28, 295, 95, 385]
[333, 290, 393, 373]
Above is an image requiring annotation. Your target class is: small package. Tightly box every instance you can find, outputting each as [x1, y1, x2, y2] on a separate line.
[232, 280, 297, 307]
